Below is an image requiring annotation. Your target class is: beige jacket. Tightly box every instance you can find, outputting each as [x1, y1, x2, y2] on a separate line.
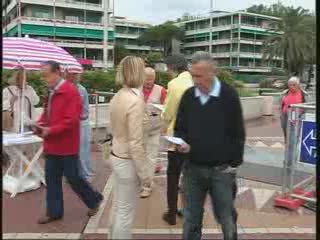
[110, 87, 150, 185]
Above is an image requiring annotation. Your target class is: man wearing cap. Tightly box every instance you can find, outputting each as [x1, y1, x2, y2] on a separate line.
[65, 69, 94, 183]
[280, 76, 309, 141]
[161, 54, 193, 225]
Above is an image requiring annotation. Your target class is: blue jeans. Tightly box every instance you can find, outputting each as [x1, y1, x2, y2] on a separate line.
[79, 120, 94, 181]
[183, 163, 238, 240]
[45, 154, 103, 218]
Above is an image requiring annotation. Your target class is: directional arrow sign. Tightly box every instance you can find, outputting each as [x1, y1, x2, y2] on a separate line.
[302, 130, 316, 157]
[300, 121, 317, 165]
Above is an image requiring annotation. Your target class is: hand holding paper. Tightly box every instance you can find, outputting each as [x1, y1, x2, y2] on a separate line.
[163, 136, 190, 153]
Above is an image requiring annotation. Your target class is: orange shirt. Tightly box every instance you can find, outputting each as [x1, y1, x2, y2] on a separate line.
[282, 90, 304, 113]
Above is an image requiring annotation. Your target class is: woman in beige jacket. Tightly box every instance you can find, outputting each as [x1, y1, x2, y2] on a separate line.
[109, 56, 151, 239]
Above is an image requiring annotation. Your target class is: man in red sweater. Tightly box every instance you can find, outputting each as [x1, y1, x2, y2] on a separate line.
[34, 61, 103, 224]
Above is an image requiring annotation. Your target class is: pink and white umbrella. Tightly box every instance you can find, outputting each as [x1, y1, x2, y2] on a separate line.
[3, 37, 83, 73]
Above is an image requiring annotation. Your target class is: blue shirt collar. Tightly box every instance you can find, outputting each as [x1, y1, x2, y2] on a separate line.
[195, 77, 221, 98]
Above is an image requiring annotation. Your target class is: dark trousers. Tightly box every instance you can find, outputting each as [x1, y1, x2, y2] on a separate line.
[166, 151, 185, 214]
[183, 163, 238, 240]
[45, 154, 103, 218]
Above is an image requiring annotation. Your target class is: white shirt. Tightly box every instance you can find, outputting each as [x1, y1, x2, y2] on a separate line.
[194, 78, 221, 105]
[2, 85, 40, 132]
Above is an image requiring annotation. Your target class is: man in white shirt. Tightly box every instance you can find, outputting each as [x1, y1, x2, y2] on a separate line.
[141, 67, 167, 198]
[2, 68, 40, 133]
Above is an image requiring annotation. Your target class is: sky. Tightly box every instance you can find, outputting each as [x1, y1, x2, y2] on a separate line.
[113, 0, 315, 24]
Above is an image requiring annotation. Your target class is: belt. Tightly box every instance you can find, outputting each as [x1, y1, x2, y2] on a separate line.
[111, 151, 130, 160]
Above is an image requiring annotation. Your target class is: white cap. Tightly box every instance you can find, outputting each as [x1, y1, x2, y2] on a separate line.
[288, 76, 300, 84]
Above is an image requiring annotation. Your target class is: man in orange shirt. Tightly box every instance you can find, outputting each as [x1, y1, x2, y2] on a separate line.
[141, 67, 167, 198]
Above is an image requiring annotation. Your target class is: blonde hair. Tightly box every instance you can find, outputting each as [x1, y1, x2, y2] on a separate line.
[116, 56, 145, 88]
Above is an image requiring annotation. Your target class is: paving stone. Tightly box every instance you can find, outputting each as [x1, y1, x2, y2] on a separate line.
[15, 233, 42, 239]
[291, 227, 315, 234]
[41, 233, 69, 239]
[244, 228, 268, 234]
[96, 228, 108, 234]
[66, 233, 81, 239]
[267, 228, 293, 233]
[255, 141, 268, 147]
[271, 142, 284, 148]
[2, 233, 17, 239]
[202, 228, 222, 234]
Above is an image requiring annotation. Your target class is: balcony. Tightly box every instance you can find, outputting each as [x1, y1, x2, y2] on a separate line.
[183, 41, 209, 48]
[49, 39, 114, 49]
[20, 17, 109, 30]
[115, 32, 140, 39]
[240, 23, 279, 34]
[122, 45, 148, 50]
[232, 38, 264, 45]
[21, 0, 107, 12]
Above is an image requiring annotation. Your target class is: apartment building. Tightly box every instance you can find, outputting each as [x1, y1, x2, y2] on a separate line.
[179, 11, 283, 73]
[114, 16, 162, 56]
[2, 0, 114, 69]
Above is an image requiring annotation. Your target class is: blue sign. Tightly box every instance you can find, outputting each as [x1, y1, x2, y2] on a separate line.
[300, 121, 317, 165]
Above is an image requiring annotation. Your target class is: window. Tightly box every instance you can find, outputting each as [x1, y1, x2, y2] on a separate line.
[65, 16, 79, 22]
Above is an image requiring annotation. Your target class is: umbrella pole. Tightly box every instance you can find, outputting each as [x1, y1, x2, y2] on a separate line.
[20, 68, 26, 134]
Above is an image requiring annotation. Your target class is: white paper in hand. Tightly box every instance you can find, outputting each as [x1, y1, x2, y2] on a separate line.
[152, 104, 164, 112]
[163, 136, 186, 145]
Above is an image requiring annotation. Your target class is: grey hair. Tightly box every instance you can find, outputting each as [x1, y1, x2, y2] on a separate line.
[191, 51, 215, 66]
[288, 76, 300, 84]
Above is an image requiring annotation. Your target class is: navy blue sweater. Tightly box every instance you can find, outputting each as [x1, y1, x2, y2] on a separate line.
[174, 83, 245, 167]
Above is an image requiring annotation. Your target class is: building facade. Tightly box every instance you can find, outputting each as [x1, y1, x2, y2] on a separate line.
[178, 11, 283, 73]
[113, 16, 162, 56]
[2, 0, 114, 69]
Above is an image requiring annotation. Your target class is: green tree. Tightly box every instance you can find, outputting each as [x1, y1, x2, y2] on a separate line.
[114, 44, 131, 65]
[246, 2, 312, 17]
[262, 7, 315, 76]
[145, 51, 163, 67]
[138, 21, 185, 57]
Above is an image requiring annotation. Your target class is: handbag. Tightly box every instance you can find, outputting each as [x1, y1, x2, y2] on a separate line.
[2, 111, 14, 131]
[2, 87, 14, 131]
[101, 133, 112, 161]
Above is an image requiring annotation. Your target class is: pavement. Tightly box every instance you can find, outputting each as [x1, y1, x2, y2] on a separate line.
[2, 108, 316, 239]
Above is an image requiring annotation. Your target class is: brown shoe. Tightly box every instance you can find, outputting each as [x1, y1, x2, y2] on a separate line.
[162, 212, 176, 225]
[87, 199, 103, 217]
[37, 216, 62, 224]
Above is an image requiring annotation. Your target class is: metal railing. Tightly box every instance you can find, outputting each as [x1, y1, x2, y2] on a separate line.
[21, 16, 104, 27]
[89, 92, 115, 143]
[281, 103, 316, 206]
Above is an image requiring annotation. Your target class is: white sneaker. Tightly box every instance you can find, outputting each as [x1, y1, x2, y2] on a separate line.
[140, 186, 152, 198]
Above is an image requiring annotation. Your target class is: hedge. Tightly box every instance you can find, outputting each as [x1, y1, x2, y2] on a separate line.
[2, 68, 244, 104]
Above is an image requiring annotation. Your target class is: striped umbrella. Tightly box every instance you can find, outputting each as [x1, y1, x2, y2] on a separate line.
[3, 37, 83, 73]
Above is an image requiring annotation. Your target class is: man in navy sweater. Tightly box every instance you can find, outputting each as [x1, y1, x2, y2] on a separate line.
[175, 52, 245, 240]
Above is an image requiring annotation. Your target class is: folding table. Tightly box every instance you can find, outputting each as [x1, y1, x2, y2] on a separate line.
[3, 132, 46, 198]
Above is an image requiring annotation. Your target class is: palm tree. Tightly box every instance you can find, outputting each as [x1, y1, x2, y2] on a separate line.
[138, 21, 185, 57]
[262, 7, 315, 76]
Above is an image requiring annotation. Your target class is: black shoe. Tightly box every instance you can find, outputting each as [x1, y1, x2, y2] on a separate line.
[177, 208, 184, 218]
[162, 212, 176, 225]
[37, 215, 62, 224]
[88, 196, 104, 217]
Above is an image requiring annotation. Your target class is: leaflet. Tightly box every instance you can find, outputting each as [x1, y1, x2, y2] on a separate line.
[163, 136, 186, 145]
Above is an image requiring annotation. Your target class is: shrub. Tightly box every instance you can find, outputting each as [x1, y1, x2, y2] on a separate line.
[155, 71, 171, 87]
[2, 70, 47, 106]
[81, 70, 118, 93]
[259, 79, 273, 88]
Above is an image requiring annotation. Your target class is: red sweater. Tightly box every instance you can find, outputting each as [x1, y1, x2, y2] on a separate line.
[38, 81, 82, 155]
